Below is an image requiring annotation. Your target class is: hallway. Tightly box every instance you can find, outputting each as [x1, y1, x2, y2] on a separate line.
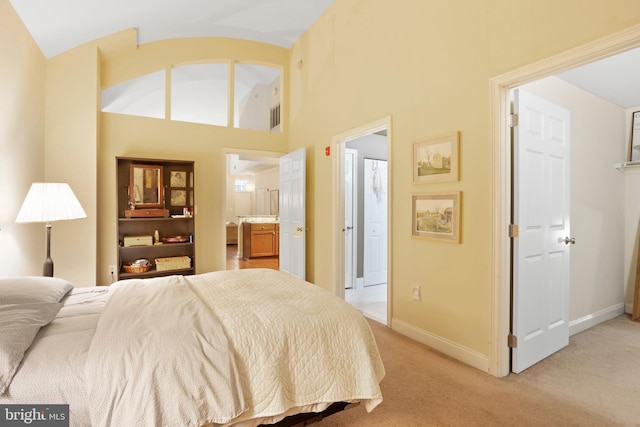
[346, 284, 387, 324]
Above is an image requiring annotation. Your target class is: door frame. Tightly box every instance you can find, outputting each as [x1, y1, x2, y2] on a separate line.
[490, 24, 640, 377]
[332, 116, 392, 326]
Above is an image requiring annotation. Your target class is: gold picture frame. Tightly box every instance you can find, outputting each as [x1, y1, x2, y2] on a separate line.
[412, 192, 461, 243]
[413, 132, 459, 183]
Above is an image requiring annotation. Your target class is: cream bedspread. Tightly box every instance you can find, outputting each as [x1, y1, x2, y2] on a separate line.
[186, 269, 385, 426]
[86, 275, 247, 427]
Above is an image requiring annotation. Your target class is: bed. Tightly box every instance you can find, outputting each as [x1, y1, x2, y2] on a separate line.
[0, 269, 385, 427]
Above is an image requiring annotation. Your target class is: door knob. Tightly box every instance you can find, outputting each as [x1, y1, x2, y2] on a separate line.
[563, 237, 576, 245]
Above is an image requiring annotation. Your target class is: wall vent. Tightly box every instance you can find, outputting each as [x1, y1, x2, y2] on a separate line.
[270, 103, 281, 131]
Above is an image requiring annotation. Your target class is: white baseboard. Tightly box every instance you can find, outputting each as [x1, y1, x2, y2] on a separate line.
[391, 318, 489, 372]
[391, 303, 625, 374]
[568, 303, 625, 336]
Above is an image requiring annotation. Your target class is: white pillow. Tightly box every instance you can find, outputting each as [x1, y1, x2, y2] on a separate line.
[0, 277, 74, 305]
[0, 302, 63, 394]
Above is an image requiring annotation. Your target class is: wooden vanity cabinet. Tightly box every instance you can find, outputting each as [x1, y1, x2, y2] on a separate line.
[243, 223, 279, 259]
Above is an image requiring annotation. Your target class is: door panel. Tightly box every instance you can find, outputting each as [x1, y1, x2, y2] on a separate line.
[512, 89, 571, 373]
[279, 148, 306, 279]
[345, 149, 357, 289]
[363, 159, 387, 286]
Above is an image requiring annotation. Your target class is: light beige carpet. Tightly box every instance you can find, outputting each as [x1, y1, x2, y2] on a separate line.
[316, 314, 640, 426]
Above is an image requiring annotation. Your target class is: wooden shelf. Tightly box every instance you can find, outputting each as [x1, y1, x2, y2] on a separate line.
[118, 267, 195, 280]
[116, 157, 195, 280]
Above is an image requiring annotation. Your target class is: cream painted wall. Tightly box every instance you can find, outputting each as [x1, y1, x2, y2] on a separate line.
[287, 0, 640, 369]
[44, 45, 99, 286]
[0, 0, 46, 277]
[521, 76, 626, 324]
[95, 38, 290, 284]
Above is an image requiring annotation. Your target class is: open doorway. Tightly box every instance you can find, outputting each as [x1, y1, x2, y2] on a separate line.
[224, 149, 282, 271]
[490, 29, 640, 377]
[334, 117, 391, 326]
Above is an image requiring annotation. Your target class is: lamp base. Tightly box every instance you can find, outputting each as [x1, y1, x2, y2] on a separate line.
[43, 257, 53, 277]
[43, 223, 53, 277]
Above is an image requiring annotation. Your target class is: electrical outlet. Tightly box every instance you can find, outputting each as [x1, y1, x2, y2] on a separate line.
[108, 265, 117, 276]
[412, 285, 421, 301]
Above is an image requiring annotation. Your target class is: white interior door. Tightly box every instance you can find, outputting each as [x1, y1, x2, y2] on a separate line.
[345, 149, 357, 289]
[363, 158, 387, 286]
[512, 89, 571, 373]
[279, 148, 306, 279]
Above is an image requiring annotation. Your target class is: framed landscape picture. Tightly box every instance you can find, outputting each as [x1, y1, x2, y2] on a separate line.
[413, 132, 459, 183]
[412, 192, 461, 243]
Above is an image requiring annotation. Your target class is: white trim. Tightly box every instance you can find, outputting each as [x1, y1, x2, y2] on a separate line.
[332, 116, 392, 326]
[625, 302, 635, 314]
[569, 304, 625, 336]
[491, 23, 640, 378]
[392, 319, 489, 372]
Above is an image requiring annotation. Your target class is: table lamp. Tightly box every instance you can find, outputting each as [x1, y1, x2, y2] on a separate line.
[15, 183, 87, 277]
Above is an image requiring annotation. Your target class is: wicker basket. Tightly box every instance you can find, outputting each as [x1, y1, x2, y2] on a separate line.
[122, 259, 152, 274]
[155, 256, 191, 271]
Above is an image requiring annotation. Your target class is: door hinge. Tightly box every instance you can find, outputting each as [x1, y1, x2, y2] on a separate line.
[508, 334, 518, 348]
[508, 224, 519, 238]
[509, 113, 519, 128]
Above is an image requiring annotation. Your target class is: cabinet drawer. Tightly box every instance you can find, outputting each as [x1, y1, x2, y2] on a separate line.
[250, 223, 276, 231]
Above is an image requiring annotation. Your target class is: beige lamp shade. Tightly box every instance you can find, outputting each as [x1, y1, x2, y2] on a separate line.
[16, 183, 86, 223]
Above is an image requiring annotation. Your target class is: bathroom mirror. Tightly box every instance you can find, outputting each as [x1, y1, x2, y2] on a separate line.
[130, 164, 163, 208]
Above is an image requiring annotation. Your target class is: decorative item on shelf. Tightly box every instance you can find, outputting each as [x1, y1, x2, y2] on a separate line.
[170, 190, 187, 206]
[124, 208, 170, 218]
[154, 229, 160, 244]
[155, 256, 191, 271]
[170, 171, 187, 187]
[123, 235, 153, 247]
[122, 258, 151, 274]
[162, 235, 189, 244]
[130, 164, 163, 207]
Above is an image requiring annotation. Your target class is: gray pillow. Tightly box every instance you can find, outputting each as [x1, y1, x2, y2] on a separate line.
[0, 277, 73, 305]
[0, 302, 63, 394]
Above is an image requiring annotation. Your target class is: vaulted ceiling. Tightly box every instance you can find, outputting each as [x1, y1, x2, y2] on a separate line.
[9, 0, 640, 108]
[9, 0, 335, 59]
